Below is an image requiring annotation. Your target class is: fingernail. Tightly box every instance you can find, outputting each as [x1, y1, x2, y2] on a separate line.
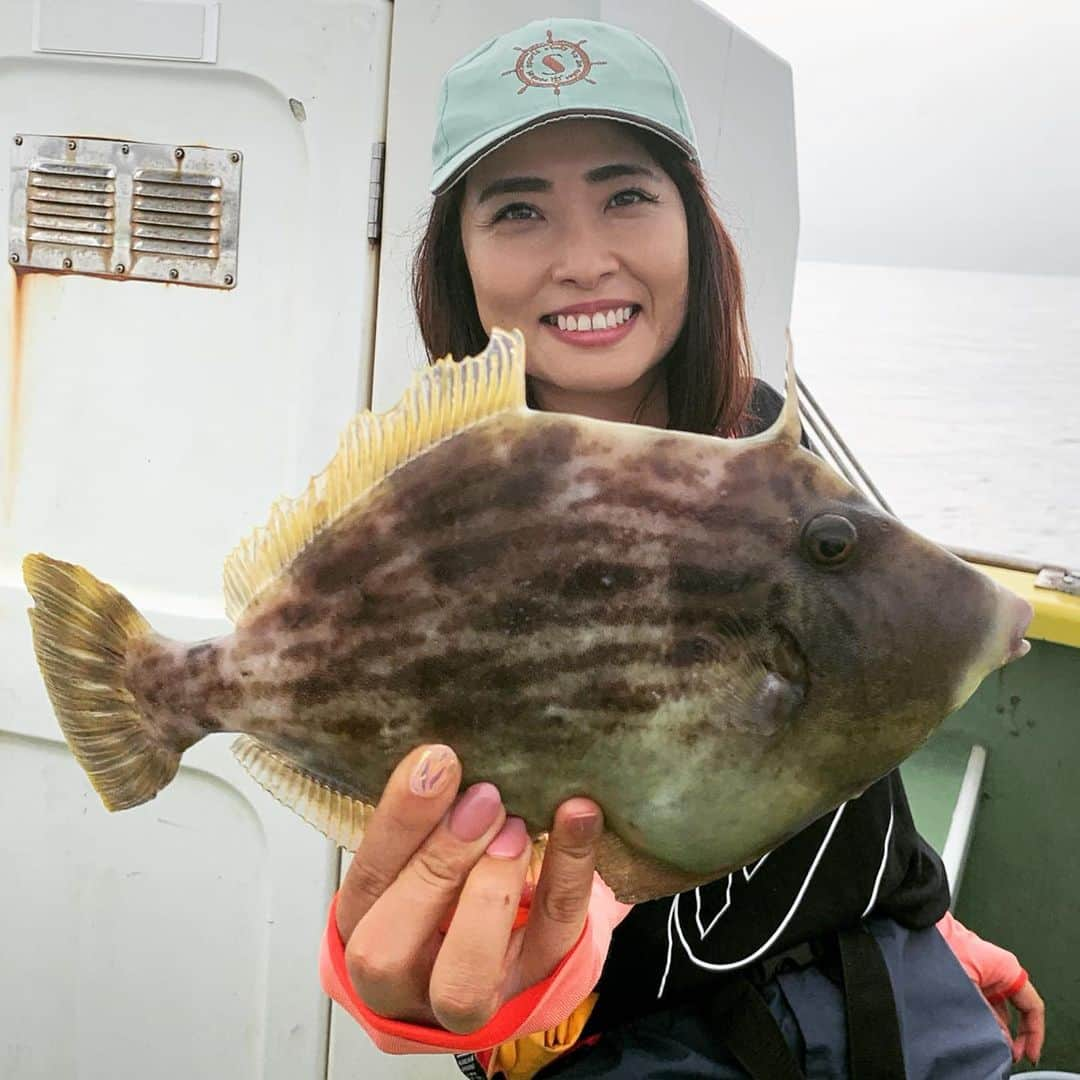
[487, 817, 529, 860]
[410, 745, 456, 797]
[448, 782, 502, 841]
[567, 811, 601, 842]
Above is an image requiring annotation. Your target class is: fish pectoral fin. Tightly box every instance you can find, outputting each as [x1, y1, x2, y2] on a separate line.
[222, 328, 528, 623]
[231, 735, 375, 851]
[595, 830, 723, 905]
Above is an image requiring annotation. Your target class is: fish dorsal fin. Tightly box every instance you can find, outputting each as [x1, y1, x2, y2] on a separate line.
[231, 735, 377, 851]
[222, 328, 527, 622]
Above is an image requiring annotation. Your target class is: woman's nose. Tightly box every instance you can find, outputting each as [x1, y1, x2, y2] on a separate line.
[550, 225, 620, 288]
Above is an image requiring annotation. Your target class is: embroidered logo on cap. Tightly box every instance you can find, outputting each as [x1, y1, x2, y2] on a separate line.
[502, 29, 607, 97]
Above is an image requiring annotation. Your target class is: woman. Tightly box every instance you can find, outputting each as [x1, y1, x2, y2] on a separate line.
[320, 17, 1044, 1078]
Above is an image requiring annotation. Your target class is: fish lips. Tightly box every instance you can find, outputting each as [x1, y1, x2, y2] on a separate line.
[1004, 595, 1034, 664]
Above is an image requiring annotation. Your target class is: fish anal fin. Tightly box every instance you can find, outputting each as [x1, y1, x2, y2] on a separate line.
[231, 735, 375, 851]
[222, 328, 528, 623]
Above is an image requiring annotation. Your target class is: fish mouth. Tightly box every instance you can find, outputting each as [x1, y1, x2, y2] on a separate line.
[1008, 634, 1032, 662]
[947, 585, 1034, 715]
[1003, 595, 1034, 664]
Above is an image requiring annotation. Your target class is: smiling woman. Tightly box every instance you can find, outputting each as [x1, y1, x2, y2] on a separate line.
[322, 15, 1043, 1080]
[458, 121, 688, 423]
[413, 121, 755, 437]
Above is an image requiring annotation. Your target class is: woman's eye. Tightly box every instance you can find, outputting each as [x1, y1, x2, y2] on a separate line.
[492, 203, 539, 223]
[610, 188, 658, 208]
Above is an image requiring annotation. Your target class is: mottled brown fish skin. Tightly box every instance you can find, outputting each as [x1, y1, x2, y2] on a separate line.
[126, 408, 1020, 879]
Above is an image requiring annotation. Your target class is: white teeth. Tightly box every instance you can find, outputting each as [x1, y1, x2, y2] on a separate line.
[552, 307, 636, 332]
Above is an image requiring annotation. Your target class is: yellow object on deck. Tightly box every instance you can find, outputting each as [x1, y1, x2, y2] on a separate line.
[975, 564, 1080, 650]
[492, 994, 599, 1080]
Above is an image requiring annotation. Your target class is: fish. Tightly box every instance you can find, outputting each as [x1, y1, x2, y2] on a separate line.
[22, 327, 1033, 904]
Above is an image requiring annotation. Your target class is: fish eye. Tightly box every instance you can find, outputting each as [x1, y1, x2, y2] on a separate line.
[801, 514, 858, 567]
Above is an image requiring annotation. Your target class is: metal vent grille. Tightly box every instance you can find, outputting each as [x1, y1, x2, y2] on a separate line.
[132, 171, 222, 261]
[27, 163, 117, 251]
[9, 135, 241, 288]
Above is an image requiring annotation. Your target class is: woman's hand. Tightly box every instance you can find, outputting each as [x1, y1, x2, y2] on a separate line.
[936, 911, 1046, 1066]
[990, 978, 1046, 1066]
[335, 743, 603, 1034]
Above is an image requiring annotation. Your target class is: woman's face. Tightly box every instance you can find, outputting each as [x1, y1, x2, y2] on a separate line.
[460, 119, 689, 420]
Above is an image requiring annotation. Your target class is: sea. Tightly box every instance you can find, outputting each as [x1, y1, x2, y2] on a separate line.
[789, 260, 1079, 570]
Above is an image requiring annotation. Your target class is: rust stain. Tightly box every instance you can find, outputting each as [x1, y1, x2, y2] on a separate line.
[3, 255, 223, 516]
[5, 267, 27, 524]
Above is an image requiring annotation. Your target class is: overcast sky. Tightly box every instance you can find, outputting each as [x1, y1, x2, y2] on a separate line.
[705, 1, 1080, 275]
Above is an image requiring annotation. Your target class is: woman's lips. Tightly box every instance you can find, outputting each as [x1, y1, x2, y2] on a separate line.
[540, 308, 640, 348]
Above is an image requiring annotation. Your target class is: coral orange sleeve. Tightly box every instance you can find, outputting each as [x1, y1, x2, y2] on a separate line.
[937, 911, 1026, 1004]
[319, 874, 632, 1055]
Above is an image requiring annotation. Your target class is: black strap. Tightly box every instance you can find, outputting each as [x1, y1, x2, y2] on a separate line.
[453, 1053, 488, 1079]
[702, 976, 806, 1080]
[557, 926, 905, 1080]
[838, 924, 907, 1079]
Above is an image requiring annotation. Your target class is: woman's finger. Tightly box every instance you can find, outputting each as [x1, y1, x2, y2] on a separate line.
[343, 782, 507, 1019]
[1011, 981, 1046, 1063]
[429, 817, 533, 1033]
[514, 797, 603, 992]
[337, 744, 461, 941]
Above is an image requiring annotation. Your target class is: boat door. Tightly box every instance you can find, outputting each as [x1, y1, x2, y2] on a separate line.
[0, 1, 797, 1077]
[1, 1, 391, 1076]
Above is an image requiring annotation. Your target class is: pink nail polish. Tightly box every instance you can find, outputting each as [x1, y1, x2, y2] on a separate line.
[448, 782, 501, 841]
[409, 745, 456, 797]
[487, 817, 529, 860]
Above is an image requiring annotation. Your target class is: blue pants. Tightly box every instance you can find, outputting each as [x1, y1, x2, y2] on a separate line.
[542, 918, 1012, 1079]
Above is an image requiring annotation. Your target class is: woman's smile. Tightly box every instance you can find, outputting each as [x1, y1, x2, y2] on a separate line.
[539, 302, 642, 347]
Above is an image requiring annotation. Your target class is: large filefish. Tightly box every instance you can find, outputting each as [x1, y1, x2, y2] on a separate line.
[23, 329, 1032, 903]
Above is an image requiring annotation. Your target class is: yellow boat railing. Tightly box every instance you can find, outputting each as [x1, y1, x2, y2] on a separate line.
[951, 549, 1080, 650]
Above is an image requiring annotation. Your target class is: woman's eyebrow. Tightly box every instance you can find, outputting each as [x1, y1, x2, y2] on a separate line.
[476, 176, 551, 204]
[476, 163, 658, 204]
[584, 163, 658, 183]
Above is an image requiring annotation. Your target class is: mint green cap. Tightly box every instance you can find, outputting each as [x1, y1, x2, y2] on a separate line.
[431, 17, 699, 194]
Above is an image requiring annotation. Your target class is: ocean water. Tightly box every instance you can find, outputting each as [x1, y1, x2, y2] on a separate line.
[789, 261, 1080, 570]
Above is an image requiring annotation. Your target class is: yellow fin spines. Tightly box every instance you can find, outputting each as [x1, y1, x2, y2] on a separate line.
[222, 327, 527, 622]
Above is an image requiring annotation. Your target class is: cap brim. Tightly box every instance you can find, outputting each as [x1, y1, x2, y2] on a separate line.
[431, 110, 698, 195]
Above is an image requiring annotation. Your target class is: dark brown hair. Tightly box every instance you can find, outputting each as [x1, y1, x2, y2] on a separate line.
[411, 126, 755, 437]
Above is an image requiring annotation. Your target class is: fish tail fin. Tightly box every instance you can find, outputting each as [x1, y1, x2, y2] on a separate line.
[22, 553, 179, 811]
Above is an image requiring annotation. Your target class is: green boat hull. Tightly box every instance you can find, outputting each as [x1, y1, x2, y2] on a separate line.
[908, 634, 1079, 1069]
